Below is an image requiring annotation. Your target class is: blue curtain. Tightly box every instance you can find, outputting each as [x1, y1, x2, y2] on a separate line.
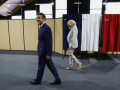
[63, 14, 81, 50]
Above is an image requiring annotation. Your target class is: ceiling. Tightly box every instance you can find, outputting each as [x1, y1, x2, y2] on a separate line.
[1, 0, 120, 16]
[0, 0, 35, 16]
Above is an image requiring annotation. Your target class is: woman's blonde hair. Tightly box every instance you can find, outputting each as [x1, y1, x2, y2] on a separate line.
[67, 20, 76, 29]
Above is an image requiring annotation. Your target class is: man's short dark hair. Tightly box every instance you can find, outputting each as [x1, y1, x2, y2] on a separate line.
[37, 12, 46, 20]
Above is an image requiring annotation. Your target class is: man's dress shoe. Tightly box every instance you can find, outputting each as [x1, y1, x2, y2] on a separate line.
[29, 79, 41, 85]
[50, 80, 61, 85]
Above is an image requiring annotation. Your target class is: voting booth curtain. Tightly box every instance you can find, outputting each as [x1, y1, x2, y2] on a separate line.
[81, 14, 101, 51]
[102, 14, 120, 52]
[63, 14, 81, 50]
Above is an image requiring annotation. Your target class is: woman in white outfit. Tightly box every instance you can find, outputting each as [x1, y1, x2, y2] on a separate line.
[66, 20, 82, 70]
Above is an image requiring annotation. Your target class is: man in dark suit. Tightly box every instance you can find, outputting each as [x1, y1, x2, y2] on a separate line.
[29, 13, 61, 85]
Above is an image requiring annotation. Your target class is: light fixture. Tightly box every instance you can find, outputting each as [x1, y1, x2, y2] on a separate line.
[7, 4, 10, 6]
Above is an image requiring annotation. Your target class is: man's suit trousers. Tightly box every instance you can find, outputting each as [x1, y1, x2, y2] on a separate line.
[36, 56, 61, 83]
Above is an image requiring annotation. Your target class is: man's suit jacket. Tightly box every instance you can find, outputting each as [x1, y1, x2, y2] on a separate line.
[38, 23, 53, 57]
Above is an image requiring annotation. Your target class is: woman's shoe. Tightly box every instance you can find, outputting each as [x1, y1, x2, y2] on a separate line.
[66, 64, 73, 70]
[77, 62, 82, 70]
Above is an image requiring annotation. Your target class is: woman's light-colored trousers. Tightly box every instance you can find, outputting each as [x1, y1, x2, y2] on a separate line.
[69, 49, 79, 65]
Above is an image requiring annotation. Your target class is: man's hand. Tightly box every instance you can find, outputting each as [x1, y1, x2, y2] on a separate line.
[46, 55, 50, 60]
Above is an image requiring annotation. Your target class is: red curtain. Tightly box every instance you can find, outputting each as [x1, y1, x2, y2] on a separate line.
[101, 14, 120, 52]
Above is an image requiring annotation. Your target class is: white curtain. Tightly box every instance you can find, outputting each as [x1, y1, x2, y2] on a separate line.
[81, 14, 101, 51]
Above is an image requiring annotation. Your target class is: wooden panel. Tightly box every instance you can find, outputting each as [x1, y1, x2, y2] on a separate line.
[46, 19, 54, 35]
[24, 20, 38, 51]
[55, 18, 63, 54]
[9, 20, 24, 50]
[46, 19, 55, 51]
[0, 20, 10, 50]
[114, 52, 120, 54]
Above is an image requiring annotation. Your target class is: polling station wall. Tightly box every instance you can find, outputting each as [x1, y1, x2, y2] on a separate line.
[0, 18, 118, 54]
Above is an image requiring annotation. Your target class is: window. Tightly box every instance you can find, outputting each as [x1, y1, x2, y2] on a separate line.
[56, 0, 67, 9]
[25, 10, 36, 19]
[105, 2, 120, 14]
[56, 10, 67, 18]
[39, 4, 53, 18]
[90, 0, 102, 9]
[90, 0, 102, 14]
[56, 0, 67, 18]
[90, 10, 102, 14]
[45, 15, 52, 18]
[12, 15, 22, 19]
